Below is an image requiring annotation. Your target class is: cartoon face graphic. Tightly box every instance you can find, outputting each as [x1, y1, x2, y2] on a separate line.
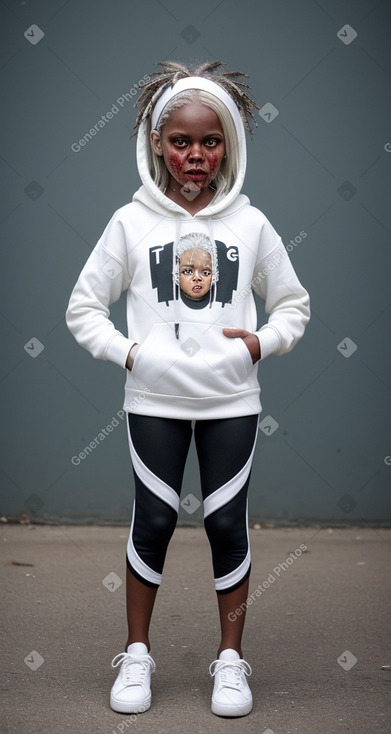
[179, 248, 213, 300]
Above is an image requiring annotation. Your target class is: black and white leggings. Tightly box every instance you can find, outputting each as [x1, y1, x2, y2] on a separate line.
[126, 413, 259, 594]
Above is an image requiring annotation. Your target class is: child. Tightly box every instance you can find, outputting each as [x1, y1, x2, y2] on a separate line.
[66, 60, 310, 718]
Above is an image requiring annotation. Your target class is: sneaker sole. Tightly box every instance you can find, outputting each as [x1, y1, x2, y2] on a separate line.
[110, 693, 151, 714]
[211, 698, 252, 717]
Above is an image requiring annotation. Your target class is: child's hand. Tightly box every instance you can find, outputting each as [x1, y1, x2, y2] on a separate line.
[126, 343, 139, 371]
[222, 328, 261, 364]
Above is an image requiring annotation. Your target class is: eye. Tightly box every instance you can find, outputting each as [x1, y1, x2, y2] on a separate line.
[202, 269, 211, 276]
[181, 267, 192, 275]
[173, 138, 188, 147]
[205, 138, 222, 147]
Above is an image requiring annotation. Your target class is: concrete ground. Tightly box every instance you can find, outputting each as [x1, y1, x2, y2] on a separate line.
[1, 523, 390, 734]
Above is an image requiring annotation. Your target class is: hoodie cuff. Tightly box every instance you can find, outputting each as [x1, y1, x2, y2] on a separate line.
[104, 333, 135, 368]
[254, 326, 281, 361]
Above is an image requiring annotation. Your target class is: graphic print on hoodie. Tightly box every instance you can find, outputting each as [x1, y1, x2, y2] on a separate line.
[65, 85, 310, 421]
[150, 239, 238, 308]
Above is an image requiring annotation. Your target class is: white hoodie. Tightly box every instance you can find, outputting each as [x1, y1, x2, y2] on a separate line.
[66, 88, 310, 420]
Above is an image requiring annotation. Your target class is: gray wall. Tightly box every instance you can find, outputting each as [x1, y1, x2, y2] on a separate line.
[1, 0, 390, 525]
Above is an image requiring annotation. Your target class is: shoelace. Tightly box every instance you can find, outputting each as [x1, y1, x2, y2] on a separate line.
[209, 659, 252, 690]
[111, 652, 156, 685]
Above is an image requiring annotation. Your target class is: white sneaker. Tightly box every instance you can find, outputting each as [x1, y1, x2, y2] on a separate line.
[209, 648, 253, 717]
[110, 642, 156, 714]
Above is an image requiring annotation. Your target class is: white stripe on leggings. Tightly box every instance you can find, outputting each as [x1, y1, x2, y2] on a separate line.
[214, 501, 251, 591]
[126, 417, 180, 513]
[126, 500, 163, 586]
[203, 428, 258, 519]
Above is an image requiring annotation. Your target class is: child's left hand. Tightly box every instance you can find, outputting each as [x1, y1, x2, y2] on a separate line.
[223, 328, 261, 364]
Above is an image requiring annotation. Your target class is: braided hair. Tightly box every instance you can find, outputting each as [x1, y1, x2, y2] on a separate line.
[131, 60, 260, 140]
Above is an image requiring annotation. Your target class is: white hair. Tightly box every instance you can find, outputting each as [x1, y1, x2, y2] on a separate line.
[174, 232, 219, 286]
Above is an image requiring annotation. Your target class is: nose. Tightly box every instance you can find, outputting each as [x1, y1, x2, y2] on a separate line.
[188, 142, 203, 160]
[192, 270, 202, 281]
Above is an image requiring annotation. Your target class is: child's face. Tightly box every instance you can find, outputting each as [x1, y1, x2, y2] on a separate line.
[151, 102, 225, 195]
[179, 249, 212, 299]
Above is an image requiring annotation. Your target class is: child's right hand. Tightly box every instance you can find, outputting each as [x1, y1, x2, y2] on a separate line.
[126, 343, 140, 371]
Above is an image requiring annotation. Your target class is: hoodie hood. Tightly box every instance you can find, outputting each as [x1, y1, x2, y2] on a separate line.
[133, 76, 249, 219]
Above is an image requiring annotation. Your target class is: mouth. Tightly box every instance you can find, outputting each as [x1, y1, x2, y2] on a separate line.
[185, 170, 208, 181]
[192, 285, 202, 291]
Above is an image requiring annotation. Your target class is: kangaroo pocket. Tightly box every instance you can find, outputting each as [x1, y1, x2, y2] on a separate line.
[130, 321, 254, 398]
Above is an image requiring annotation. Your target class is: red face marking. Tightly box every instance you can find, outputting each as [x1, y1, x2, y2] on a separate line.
[207, 151, 219, 172]
[167, 152, 184, 177]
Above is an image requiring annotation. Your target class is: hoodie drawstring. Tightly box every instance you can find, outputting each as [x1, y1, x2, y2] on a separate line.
[206, 218, 218, 309]
[173, 215, 182, 339]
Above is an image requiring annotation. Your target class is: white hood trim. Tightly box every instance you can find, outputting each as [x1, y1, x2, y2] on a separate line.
[150, 76, 245, 134]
